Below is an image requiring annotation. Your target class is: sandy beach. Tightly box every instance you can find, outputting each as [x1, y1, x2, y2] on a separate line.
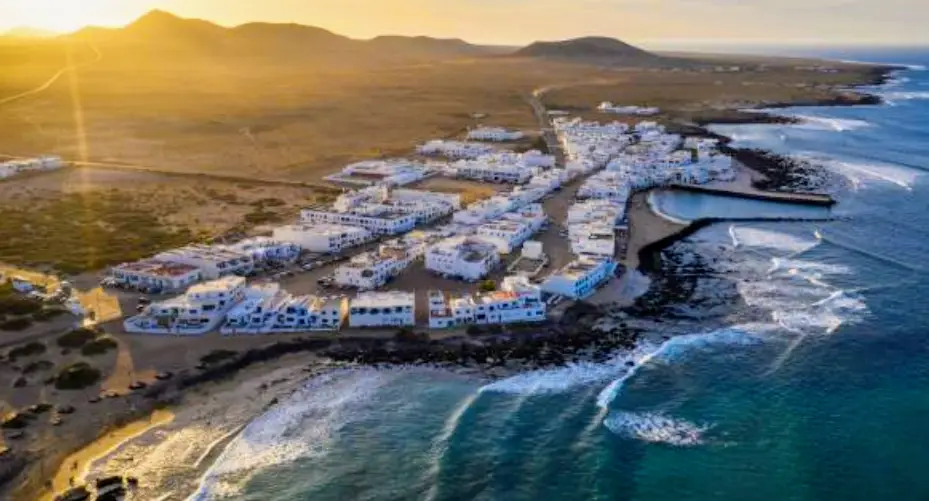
[29, 351, 341, 501]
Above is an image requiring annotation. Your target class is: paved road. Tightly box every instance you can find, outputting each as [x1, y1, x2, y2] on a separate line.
[0, 42, 102, 108]
[528, 87, 565, 167]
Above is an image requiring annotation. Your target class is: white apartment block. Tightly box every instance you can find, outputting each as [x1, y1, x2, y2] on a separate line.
[597, 102, 660, 116]
[425, 236, 500, 281]
[125, 276, 248, 335]
[223, 237, 301, 263]
[541, 257, 617, 300]
[570, 223, 616, 258]
[324, 159, 431, 187]
[334, 241, 418, 290]
[527, 169, 567, 192]
[476, 220, 535, 254]
[452, 196, 517, 226]
[110, 259, 202, 292]
[223, 284, 347, 334]
[501, 203, 547, 233]
[453, 158, 539, 184]
[467, 127, 524, 142]
[567, 199, 626, 226]
[154, 245, 254, 280]
[301, 206, 417, 236]
[577, 171, 633, 201]
[417, 140, 496, 159]
[273, 223, 373, 253]
[349, 291, 416, 328]
[428, 275, 546, 329]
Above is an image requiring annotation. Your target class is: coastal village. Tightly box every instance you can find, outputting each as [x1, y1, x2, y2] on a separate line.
[76, 118, 738, 337]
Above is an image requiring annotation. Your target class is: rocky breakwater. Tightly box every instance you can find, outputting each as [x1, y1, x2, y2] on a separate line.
[323, 302, 639, 377]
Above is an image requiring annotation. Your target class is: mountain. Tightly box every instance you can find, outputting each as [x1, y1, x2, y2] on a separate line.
[66, 10, 493, 64]
[514, 36, 668, 66]
[3, 26, 57, 39]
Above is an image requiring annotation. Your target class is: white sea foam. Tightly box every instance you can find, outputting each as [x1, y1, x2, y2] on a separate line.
[793, 115, 872, 132]
[187, 370, 390, 500]
[729, 226, 821, 255]
[603, 411, 712, 447]
[478, 347, 653, 396]
[880, 91, 929, 101]
[795, 152, 920, 190]
[596, 327, 768, 410]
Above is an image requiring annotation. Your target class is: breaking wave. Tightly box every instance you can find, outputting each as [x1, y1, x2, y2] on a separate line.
[729, 226, 821, 255]
[187, 370, 389, 500]
[794, 152, 921, 190]
[793, 115, 872, 132]
[478, 347, 653, 396]
[880, 91, 929, 102]
[596, 327, 768, 410]
[603, 411, 712, 447]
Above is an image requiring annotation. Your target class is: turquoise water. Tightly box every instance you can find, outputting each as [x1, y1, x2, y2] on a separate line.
[649, 189, 832, 222]
[192, 50, 929, 501]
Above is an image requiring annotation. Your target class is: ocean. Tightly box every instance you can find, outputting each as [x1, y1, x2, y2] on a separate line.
[177, 49, 929, 501]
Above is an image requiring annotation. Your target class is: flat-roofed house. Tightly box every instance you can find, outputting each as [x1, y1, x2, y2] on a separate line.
[273, 224, 372, 253]
[425, 236, 500, 281]
[110, 259, 202, 292]
[349, 291, 416, 327]
[334, 241, 419, 290]
[154, 245, 254, 280]
[125, 276, 248, 335]
[541, 257, 616, 300]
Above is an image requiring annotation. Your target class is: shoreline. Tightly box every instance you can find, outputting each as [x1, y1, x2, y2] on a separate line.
[5, 59, 903, 501]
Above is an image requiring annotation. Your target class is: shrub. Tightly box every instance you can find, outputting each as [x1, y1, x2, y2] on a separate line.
[0, 295, 43, 317]
[21, 360, 54, 374]
[1, 413, 34, 430]
[54, 362, 102, 390]
[0, 317, 33, 331]
[57, 327, 100, 348]
[80, 336, 118, 356]
[32, 308, 67, 322]
[7, 342, 46, 361]
[487, 325, 504, 335]
[479, 280, 497, 293]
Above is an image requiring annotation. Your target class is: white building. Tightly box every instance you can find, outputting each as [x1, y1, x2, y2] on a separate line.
[577, 171, 633, 201]
[570, 223, 616, 258]
[110, 259, 202, 292]
[501, 203, 547, 233]
[222, 284, 347, 334]
[125, 276, 248, 335]
[301, 206, 417, 236]
[467, 127, 524, 142]
[154, 245, 254, 280]
[425, 236, 500, 281]
[452, 196, 517, 226]
[541, 257, 616, 300]
[324, 159, 431, 187]
[476, 220, 534, 254]
[428, 275, 546, 329]
[597, 102, 660, 116]
[527, 169, 567, 192]
[223, 237, 301, 263]
[349, 291, 416, 328]
[453, 158, 538, 184]
[567, 199, 626, 226]
[417, 140, 496, 159]
[334, 241, 419, 290]
[273, 223, 372, 253]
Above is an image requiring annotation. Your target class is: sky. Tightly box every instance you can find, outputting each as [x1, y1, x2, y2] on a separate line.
[1, 0, 927, 47]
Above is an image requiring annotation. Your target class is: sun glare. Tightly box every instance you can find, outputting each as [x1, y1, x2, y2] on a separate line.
[7, 0, 143, 32]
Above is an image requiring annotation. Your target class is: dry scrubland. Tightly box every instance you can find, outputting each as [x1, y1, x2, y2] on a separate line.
[0, 42, 614, 179]
[0, 167, 334, 274]
[0, 39, 880, 275]
[541, 56, 879, 124]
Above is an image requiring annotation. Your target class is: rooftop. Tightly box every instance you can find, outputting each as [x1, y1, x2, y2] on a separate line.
[114, 259, 200, 277]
